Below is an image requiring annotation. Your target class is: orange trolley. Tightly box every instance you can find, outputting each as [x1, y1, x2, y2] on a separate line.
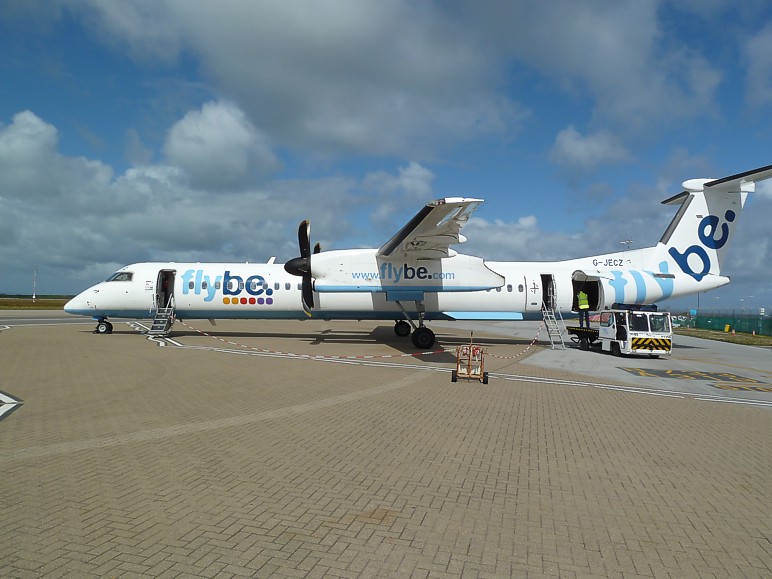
[451, 334, 489, 384]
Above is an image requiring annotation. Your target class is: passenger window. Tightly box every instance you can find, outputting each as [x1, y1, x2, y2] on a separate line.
[249, 280, 258, 291]
[507, 284, 513, 292]
[285, 282, 291, 290]
[496, 287, 501, 292]
[202, 281, 208, 290]
[188, 281, 194, 290]
[215, 281, 221, 289]
[518, 284, 524, 292]
[274, 282, 280, 290]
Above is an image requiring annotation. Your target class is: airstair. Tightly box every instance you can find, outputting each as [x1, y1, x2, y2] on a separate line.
[147, 306, 175, 336]
[542, 305, 567, 350]
[541, 276, 566, 349]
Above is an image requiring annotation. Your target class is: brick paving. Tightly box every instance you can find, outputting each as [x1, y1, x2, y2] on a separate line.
[1, 319, 770, 577]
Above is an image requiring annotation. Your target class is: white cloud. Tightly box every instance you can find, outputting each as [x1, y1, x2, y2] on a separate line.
[743, 21, 772, 106]
[758, 180, 772, 200]
[550, 126, 630, 172]
[364, 162, 436, 227]
[65, 0, 525, 157]
[0, 108, 370, 292]
[454, 1, 722, 128]
[163, 100, 279, 190]
[69, 0, 181, 63]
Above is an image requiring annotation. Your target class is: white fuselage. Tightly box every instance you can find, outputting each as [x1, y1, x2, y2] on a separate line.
[63, 253, 726, 322]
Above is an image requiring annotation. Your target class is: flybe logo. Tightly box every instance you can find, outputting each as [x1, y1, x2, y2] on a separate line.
[181, 269, 274, 305]
[668, 210, 735, 282]
[352, 263, 455, 282]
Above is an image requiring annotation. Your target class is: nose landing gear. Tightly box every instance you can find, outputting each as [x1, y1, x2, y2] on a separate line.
[94, 319, 113, 334]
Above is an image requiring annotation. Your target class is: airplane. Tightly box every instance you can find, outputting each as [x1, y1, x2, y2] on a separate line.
[65, 164, 772, 349]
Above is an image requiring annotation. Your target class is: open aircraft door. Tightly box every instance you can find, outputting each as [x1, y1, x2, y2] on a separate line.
[571, 270, 603, 311]
[155, 269, 176, 311]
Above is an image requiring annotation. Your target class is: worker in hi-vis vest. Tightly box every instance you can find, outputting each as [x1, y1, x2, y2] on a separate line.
[577, 287, 590, 328]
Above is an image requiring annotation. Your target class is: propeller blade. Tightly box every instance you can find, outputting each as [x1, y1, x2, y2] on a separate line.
[302, 276, 315, 310]
[286, 219, 316, 311]
[299, 220, 311, 258]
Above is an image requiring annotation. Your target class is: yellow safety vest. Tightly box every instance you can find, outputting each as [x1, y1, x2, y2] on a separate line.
[577, 290, 589, 310]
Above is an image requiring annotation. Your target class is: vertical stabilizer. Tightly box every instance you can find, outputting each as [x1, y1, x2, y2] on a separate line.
[646, 164, 772, 283]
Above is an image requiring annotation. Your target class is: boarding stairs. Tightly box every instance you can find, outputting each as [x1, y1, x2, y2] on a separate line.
[541, 277, 566, 350]
[147, 299, 175, 336]
[542, 304, 567, 350]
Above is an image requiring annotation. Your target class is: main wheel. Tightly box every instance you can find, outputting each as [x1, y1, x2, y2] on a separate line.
[451, 370, 458, 383]
[394, 320, 411, 337]
[482, 372, 489, 385]
[411, 327, 435, 349]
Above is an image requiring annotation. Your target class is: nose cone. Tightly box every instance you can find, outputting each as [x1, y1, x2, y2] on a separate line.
[64, 290, 94, 315]
[284, 256, 310, 277]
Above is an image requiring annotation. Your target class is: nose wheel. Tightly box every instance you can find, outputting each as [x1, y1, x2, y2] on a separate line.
[94, 320, 113, 334]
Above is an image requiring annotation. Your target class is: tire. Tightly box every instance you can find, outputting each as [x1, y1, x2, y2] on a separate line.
[611, 342, 621, 357]
[482, 372, 489, 385]
[394, 320, 411, 337]
[411, 327, 435, 349]
[96, 321, 110, 334]
[451, 370, 458, 383]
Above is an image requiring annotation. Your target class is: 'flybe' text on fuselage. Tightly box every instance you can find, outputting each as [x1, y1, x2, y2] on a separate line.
[352, 263, 456, 283]
[181, 269, 274, 303]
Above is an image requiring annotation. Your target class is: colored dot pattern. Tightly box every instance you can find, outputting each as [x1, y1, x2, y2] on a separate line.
[223, 297, 274, 305]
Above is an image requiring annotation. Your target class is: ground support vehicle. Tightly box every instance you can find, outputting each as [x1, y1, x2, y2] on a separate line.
[566, 307, 672, 357]
[451, 336, 489, 384]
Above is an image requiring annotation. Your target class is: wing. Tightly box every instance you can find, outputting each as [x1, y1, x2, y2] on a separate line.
[377, 197, 483, 259]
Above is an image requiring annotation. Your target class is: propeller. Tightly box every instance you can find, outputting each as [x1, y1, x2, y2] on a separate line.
[284, 220, 315, 310]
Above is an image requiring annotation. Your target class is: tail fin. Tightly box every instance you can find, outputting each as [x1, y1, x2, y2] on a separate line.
[646, 164, 772, 282]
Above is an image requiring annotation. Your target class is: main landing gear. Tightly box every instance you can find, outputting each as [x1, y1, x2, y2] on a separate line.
[393, 320, 436, 349]
[94, 318, 113, 334]
[392, 300, 437, 350]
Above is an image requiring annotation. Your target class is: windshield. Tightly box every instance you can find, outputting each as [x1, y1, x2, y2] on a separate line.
[630, 313, 649, 332]
[105, 272, 133, 282]
[649, 313, 670, 332]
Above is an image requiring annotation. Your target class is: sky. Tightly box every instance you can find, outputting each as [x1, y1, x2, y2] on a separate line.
[1, 0, 771, 313]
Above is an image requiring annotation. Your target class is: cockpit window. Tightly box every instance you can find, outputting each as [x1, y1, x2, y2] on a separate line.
[106, 272, 133, 282]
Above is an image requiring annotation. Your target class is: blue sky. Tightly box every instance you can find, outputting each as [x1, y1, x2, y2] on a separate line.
[1, 1, 771, 313]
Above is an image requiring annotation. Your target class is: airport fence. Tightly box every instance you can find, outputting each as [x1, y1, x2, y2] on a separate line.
[689, 310, 772, 336]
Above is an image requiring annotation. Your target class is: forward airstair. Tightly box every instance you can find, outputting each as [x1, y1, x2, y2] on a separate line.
[147, 306, 175, 336]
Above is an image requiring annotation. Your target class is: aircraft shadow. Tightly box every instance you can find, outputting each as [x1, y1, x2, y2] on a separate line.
[165, 324, 537, 363]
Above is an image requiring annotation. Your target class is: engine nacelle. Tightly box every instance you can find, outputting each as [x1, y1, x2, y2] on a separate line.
[311, 249, 504, 293]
